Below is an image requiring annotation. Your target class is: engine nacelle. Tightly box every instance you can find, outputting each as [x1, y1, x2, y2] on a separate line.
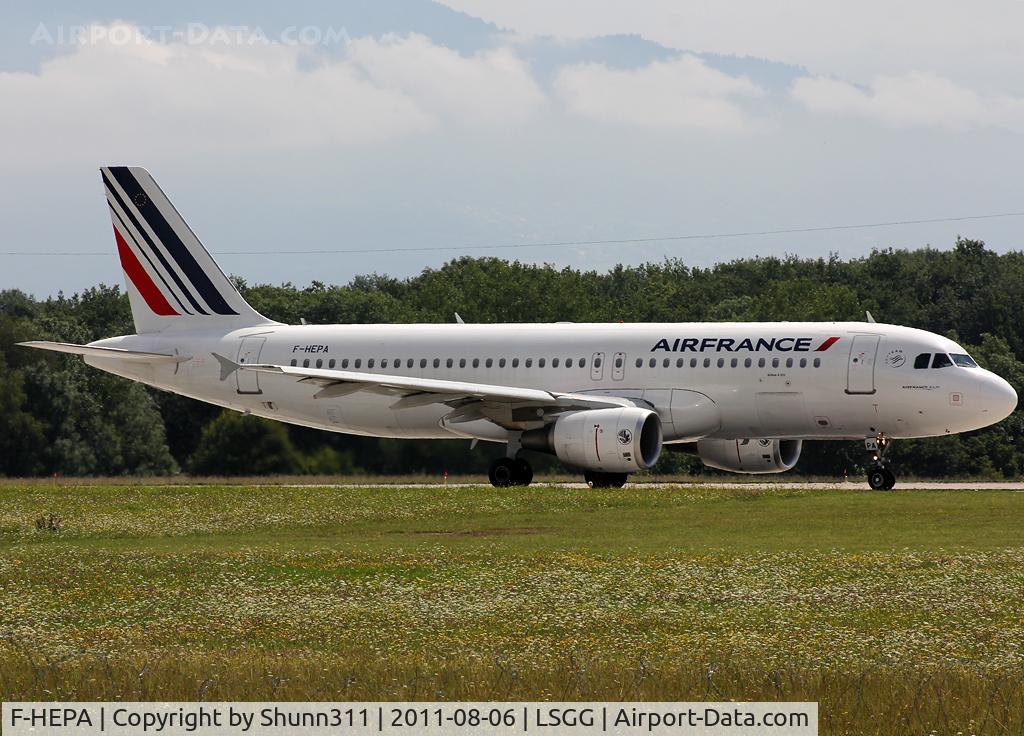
[522, 407, 662, 473]
[697, 438, 802, 474]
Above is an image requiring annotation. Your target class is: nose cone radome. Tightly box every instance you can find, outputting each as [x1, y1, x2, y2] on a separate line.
[982, 373, 1018, 424]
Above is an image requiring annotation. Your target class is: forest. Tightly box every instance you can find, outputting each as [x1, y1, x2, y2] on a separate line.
[1, 237, 1022, 479]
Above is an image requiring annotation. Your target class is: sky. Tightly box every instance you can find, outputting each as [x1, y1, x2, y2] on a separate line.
[1, 0, 1023, 297]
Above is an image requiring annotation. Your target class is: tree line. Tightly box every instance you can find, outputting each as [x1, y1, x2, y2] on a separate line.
[1, 237, 1022, 478]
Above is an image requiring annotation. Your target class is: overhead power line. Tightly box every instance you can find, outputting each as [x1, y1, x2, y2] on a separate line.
[2, 210, 1023, 257]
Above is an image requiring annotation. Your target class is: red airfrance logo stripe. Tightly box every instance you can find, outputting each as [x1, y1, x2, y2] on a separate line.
[114, 226, 178, 316]
[816, 336, 841, 351]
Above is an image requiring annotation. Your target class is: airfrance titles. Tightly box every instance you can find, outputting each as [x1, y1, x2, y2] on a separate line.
[651, 336, 840, 353]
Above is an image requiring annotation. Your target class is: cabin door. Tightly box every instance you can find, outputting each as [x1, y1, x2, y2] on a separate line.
[846, 335, 880, 394]
[236, 337, 266, 394]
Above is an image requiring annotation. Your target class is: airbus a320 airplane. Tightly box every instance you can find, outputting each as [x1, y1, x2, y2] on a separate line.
[20, 168, 1019, 489]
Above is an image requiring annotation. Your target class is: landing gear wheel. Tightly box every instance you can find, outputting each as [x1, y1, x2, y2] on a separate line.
[489, 457, 533, 487]
[584, 471, 629, 489]
[868, 465, 897, 490]
[489, 458, 517, 487]
[513, 458, 534, 486]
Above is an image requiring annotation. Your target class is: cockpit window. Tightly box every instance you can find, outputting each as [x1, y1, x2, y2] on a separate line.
[951, 353, 978, 368]
[913, 353, 931, 369]
[932, 353, 953, 369]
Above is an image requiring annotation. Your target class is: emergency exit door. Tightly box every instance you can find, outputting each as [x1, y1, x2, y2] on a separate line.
[846, 335, 880, 394]
[236, 337, 266, 394]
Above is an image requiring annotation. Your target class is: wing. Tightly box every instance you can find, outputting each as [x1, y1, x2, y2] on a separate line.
[234, 359, 635, 430]
[18, 341, 191, 364]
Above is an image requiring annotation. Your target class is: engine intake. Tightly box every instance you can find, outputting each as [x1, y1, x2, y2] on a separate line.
[522, 407, 662, 473]
[697, 438, 802, 474]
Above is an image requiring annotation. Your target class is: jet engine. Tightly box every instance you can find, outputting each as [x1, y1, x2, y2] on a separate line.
[522, 407, 662, 472]
[696, 438, 802, 474]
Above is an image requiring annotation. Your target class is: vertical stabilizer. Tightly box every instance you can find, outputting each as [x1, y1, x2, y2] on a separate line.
[101, 166, 276, 333]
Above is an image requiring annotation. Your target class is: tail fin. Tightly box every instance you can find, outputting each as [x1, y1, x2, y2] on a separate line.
[101, 166, 275, 334]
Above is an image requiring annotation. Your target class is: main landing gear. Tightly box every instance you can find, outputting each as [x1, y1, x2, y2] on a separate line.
[488, 457, 533, 487]
[866, 434, 896, 490]
[584, 471, 629, 489]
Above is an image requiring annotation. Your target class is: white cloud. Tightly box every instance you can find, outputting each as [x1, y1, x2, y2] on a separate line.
[347, 33, 545, 126]
[792, 72, 1024, 131]
[554, 55, 763, 131]
[0, 24, 547, 168]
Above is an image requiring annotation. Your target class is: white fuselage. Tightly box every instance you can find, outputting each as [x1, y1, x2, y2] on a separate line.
[86, 321, 1017, 445]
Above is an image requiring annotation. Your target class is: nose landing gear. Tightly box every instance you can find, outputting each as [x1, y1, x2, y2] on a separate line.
[865, 434, 896, 490]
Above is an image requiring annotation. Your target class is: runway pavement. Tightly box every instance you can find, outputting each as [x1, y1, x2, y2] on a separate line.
[283, 480, 1024, 491]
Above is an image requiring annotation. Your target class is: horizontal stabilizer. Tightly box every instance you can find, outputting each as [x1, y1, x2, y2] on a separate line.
[17, 341, 191, 364]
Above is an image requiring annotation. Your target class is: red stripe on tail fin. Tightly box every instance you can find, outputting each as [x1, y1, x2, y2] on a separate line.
[114, 226, 178, 316]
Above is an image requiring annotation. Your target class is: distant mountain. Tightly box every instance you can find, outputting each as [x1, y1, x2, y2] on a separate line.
[2, 0, 806, 91]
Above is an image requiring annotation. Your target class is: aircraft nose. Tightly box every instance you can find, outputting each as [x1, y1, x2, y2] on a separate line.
[982, 373, 1018, 422]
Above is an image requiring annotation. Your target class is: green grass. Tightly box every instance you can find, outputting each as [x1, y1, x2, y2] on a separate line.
[3, 484, 1024, 734]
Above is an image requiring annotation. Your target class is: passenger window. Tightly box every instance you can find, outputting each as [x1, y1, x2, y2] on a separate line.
[342, 359, 349, 369]
[290, 359, 297, 366]
[433, 358, 440, 368]
[552, 358, 560, 368]
[446, 358, 453, 368]
[636, 358, 643, 368]
[499, 358, 507, 368]
[420, 358, 427, 368]
[813, 357, 820, 368]
[914, 353, 931, 369]
[368, 359, 375, 369]
[303, 359, 310, 368]
[703, 358, 711, 367]
[663, 358, 670, 368]
[473, 358, 480, 368]
[772, 358, 779, 368]
[799, 358, 807, 368]
[381, 359, 388, 368]
[486, 358, 493, 368]
[579, 358, 586, 368]
[614, 356, 623, 368]
[539, 358, 546, 368]
[460, 358, 466, 368]
[354, 359, 361, 369]
[526, 358, 533, 368]
[594, 357, 602, 368]
[717, 357, 725, 368]
[649, 358, 657, 368]
[407, 358, 414, 369]
[329, 359, 336, 369]
[932, 353, 953, 369]
[691, 358, 698, 368]
[730, 358, 738, 368]
[744, 358, 752, 368]
[316, 358, 323, 369]
[676, 358, 684, 368]
[394, 358, 400, 367]
[512, 358, 519, 368]
[786, 358, 793, 368]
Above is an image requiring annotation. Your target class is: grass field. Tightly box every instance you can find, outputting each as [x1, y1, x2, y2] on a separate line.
[3, 483, 1024, 734]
